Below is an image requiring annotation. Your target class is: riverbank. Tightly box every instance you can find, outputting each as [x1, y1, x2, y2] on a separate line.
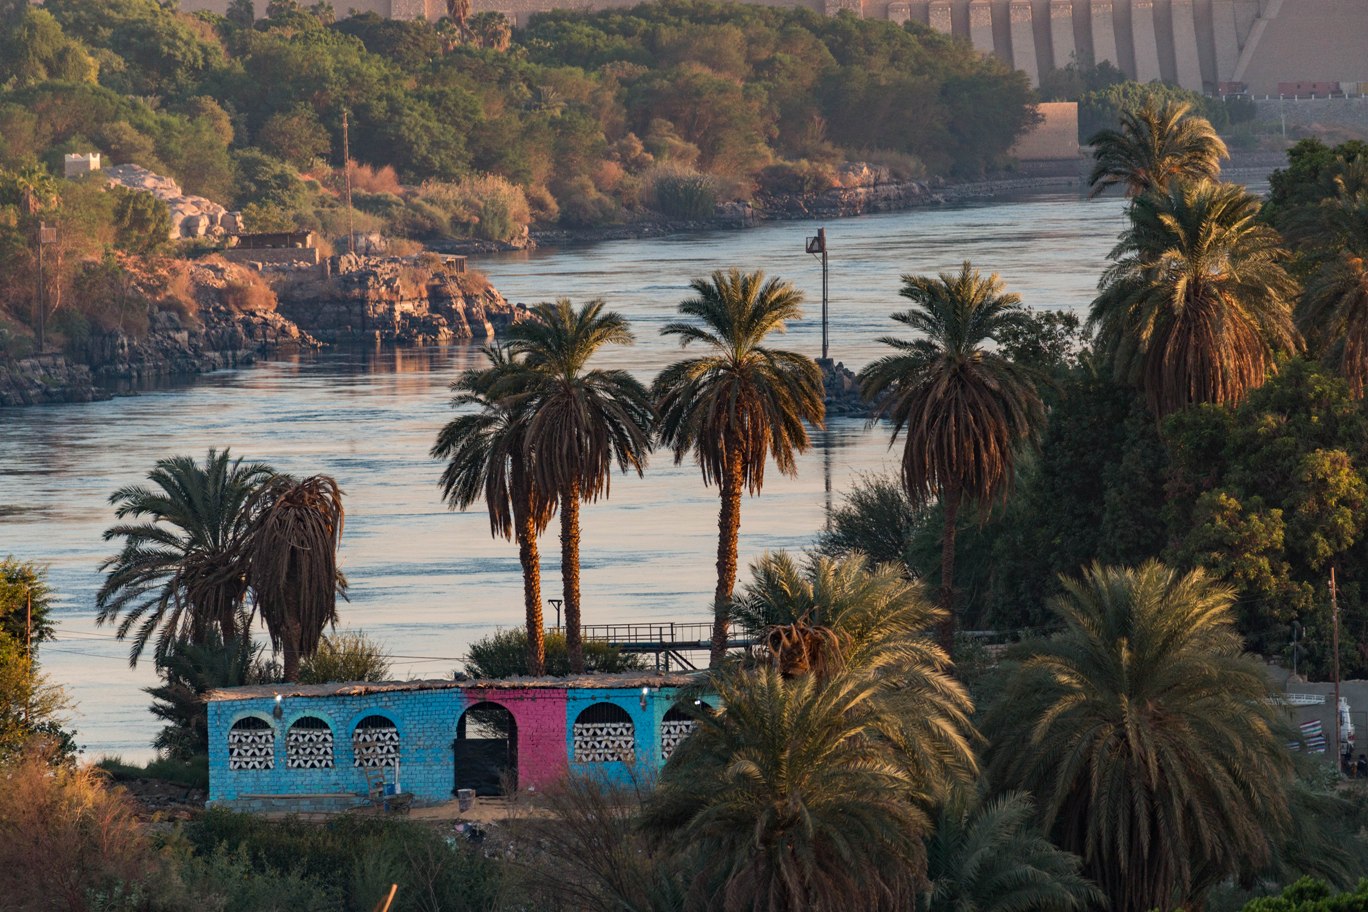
[0, 254, 526, 408]
[526, 172, 1087, 249]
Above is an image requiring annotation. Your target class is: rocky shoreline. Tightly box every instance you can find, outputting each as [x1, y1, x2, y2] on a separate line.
[0, 254, 526, 408]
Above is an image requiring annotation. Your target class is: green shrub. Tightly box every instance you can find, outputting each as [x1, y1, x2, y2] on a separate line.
[648, 166, 717, 219]
[185, 810, 507, 912]
[97, 754, 209, 790]
[465, 628, 645, 678]
[298, 630, 391, 684]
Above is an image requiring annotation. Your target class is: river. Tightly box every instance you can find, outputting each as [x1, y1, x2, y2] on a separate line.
[1, 191, 1127, 760]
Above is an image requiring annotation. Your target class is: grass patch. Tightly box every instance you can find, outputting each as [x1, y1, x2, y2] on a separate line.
[97, 754, 210, 790]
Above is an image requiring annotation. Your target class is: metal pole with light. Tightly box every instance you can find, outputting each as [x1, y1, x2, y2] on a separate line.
[548, 598, 563, 630]
[805, 227, 828, 361]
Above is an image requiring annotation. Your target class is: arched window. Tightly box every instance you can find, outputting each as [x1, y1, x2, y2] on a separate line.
[660, 702, 708, 761]
[287, 716, 334, 770]
[573, 703, 635, 763]
[228, 716, 274, 770]
[352, 715, 400, 768]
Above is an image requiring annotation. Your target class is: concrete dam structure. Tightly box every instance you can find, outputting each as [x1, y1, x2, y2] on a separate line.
[196, 0, 1366, 96]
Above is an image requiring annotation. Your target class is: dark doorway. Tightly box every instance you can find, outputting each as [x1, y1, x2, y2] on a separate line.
[453, 702, 517, 796]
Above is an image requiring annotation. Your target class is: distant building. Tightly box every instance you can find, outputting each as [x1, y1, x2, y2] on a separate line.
[63, 153, 101, 179]
[207, 672, 710, 813]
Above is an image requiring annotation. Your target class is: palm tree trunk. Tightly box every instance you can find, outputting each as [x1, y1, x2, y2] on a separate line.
[710, 448, 744, 667]
[939, 481, 961, 652]
[561, 480, 583, 674]
[282, 618, 302, 682]
[516, 498, 545, 677]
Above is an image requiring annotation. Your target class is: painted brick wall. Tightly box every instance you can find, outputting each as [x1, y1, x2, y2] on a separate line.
[208, 683, 694, 808]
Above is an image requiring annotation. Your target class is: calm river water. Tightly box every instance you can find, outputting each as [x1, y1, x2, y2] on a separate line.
[1, 191, 1127, 759]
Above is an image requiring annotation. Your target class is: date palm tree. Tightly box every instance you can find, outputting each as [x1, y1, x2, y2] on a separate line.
[643, 560, 976, 911]
[982, 561, 1294, 912]
[1087, 98, 1227, 198]
[505, 299, 654, 674]
[923, 790, 1099, 912]
[432, 345, 556, 675]
[858, 262, 1043, 647]
[1090, 179, 1300, 417]
[97, 450, 274, 666]
[242, 474, 347, 682]
[654, 269, 824, 666]
[1297, 179, 1368, 395]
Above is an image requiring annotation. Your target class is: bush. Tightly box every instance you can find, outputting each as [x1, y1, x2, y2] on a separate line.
[647, 166, 717, 219]
[0, 745, 160, 911]
[97, 753, 209, 790]
[755, 161, 838, 197]
[186, 809, 507, 912]
[298, 630, 391, 684]
[412, 175, 530, 242]
[465, 628, 646, 678]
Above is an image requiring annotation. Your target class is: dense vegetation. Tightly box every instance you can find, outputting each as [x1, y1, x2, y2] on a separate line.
[8, 46, 1368, 912]
[0, 0, 1034, 245]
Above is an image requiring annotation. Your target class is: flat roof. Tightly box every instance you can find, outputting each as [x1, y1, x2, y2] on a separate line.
[207, 671, 704, 702]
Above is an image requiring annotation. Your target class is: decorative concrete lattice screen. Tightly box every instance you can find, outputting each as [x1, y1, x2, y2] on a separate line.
[228, 717, 274, 770]
[287, 716, 334, 769]
[353, 715, 400, 768]
[660, 704, 699, 761]
[573, 703, 635, 763]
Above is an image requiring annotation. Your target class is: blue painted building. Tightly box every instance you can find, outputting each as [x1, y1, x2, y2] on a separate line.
[206, 673, 707, 813]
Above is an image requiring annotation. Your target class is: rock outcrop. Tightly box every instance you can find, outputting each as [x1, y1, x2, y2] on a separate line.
[103, 164, 243, 240]
[821, 359, 869, 418]
[271, 254, 530, 344]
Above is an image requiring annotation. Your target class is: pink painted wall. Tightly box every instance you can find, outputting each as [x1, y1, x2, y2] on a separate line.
[469, 687, 569, 789]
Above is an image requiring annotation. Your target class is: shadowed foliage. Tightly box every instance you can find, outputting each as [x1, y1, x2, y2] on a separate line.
[96, 449, 274, 666]
[1086, 98, 1227, 198]
[433, 344, 556, 675]
[653, 269, 824, 666]
[504, 299, 654, 674]
[243, 474, 346, 682]
[644, 552, 975, 911]
[858, 262, 1043, 645]
[921, 790, 1100, 912]
[1296, 174, 1368, 396]
[1091, 179, 1300, 418]
[642, 663, 975, 911]
[983, 561, 1295, 912]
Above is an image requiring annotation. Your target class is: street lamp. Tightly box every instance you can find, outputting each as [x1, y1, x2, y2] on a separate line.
[805, 227, 829, 362]
[548, 598, 563, 630]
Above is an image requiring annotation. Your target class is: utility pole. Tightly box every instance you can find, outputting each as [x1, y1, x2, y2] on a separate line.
[342, 111, 356, 257]
[35, 221, 55, 353]
[1332, 567, 1343, 770]
[806, 227, 829, 361]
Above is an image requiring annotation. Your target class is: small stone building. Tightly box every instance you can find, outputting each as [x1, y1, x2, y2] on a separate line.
[207, 673, 707, 813]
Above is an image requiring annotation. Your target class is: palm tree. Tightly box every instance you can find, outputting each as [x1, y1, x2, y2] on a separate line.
[731, 550, 950, 679]
[1086, 98, 1227, 198]
[97, 450, 274, 666]
[857, 262, 1043, 647]
[1091, 179, 1300, 417]
[432, 345, 556, 675]
[642, 609, 977, 910]
[922, 791, 1099, 912]
[242, 474, 347, 682]
[653, 269, 824, 666]
[982, 561, 1294, 912]
[505, 299, 654, 674]
[1297, 179, 1368, 395]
